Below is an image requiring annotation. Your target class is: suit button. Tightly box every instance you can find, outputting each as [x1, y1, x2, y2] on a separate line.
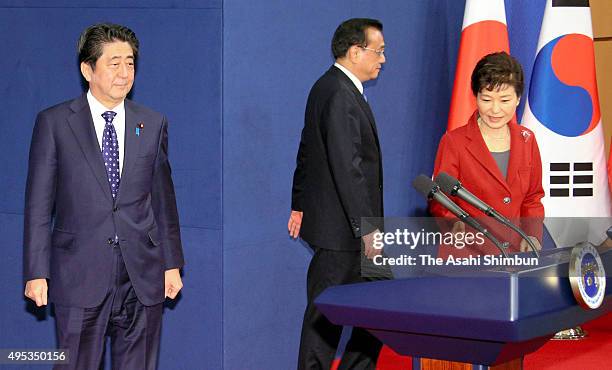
[107, 238, 114, 245]
[503, 197, 511, 204]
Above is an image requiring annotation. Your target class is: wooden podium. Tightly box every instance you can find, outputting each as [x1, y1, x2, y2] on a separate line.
[420, 358, 522, 370]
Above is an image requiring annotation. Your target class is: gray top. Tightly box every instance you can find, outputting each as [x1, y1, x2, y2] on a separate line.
[491, 150, 510, 179]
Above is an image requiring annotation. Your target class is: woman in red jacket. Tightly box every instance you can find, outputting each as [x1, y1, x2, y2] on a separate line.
[431, 52, 544, 256]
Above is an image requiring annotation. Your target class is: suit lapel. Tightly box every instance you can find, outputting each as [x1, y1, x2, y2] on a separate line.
[359, 97, 381, 150]
[505, 120, 524, 189]
[356, 94, 379, 137]
[67, 95, 113, 202]
[464, 114, 511, 193]
[330, 66, 381, 148]
[115, 100, 141, 202]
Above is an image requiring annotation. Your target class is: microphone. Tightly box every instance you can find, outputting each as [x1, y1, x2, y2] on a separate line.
[435, 172, 540, 258]
[412, 175, 509, 257]
[413, 175, 468, 220]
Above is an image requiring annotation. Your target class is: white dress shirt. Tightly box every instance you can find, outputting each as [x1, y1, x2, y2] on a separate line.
[334, 62, 364, 95]
[87, 90, 126, 176]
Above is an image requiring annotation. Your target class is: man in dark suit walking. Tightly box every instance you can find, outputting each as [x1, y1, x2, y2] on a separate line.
[288, 18, 386, 370]
[23, 23, 184, 369]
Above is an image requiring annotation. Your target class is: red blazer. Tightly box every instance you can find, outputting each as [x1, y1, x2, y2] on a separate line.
[431, 112, 545, 253]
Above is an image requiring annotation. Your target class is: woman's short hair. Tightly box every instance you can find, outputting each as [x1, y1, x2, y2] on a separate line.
[471, 51, 524, 97]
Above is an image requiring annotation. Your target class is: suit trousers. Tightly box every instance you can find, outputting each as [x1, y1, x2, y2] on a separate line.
[297, 247, 382, 370]
[53, 246, 163, 370]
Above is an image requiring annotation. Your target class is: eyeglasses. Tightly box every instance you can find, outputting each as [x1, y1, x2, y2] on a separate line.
[360, 46, 385, 57]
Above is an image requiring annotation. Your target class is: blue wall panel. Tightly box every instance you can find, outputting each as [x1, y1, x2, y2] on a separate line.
[0, 3, 222, 369]
[160, 227, 223, 370]
[0, 7, 222, 228]
[0, 213, 56, 356]
[0, 0, 221, 8]
[222, 1, 465, 369]
[1, 1, 550, 369]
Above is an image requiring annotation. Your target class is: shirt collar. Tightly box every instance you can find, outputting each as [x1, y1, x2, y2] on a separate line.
[334, 62, 364, 95]
[86, 90, 125, 120]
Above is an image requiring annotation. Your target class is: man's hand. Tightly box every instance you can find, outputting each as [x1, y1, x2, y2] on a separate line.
[520, 236, 542, 253]
[24, 279, 48, 307]
[363, 229, 382, 260]
[164, 268, 183, 299]
[288, 210, 303, 239]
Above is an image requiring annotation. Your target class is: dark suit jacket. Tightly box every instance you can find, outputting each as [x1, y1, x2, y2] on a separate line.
[291, 66, 383, 251]
[431, 111, 545, 252]
[23, 95, 184, 307]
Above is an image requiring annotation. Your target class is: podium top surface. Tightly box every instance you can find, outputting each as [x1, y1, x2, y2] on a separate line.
[315, 246, 612, 342]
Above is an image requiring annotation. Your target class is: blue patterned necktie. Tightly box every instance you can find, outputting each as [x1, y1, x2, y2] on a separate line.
[101, 111, 120, 197]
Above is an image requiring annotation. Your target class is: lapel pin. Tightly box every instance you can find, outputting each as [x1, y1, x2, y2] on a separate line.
[521, 129, 531, 142]
[136, 122, 144, 136]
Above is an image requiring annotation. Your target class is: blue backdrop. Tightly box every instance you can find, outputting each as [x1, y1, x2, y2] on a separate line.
[0, 1, 222, 369]
[0, 0, 546, 369]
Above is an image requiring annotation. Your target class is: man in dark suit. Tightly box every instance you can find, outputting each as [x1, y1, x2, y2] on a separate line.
[288, 18, 386, 370]
[23, 23, 184, 369]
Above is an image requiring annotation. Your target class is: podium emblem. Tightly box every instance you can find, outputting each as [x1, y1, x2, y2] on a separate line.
[569, 243, 606, 309]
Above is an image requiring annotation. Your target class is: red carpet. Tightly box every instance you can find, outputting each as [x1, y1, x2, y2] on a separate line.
[331, 313, 612, 370]
[524, 312, 612, 370]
